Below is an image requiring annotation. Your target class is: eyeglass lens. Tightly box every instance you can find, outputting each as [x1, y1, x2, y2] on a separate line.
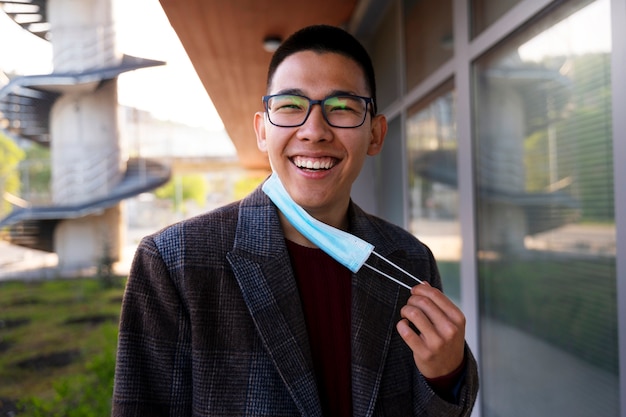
[266, 95, 368, 128]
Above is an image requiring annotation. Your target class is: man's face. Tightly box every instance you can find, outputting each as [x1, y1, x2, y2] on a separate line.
[254, 51, 387, 223]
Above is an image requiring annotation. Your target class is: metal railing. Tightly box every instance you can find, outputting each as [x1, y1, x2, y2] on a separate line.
[5, 154, 171, 205]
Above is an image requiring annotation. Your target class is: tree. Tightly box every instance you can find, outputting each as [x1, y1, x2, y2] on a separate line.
[154, 174, 207, 213]
[0, 133, 25, 216]
[23, 143, 52, 201]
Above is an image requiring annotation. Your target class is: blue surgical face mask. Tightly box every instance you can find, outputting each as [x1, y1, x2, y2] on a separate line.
[262, 172, 374, 272]
[262, 172, 423, 289]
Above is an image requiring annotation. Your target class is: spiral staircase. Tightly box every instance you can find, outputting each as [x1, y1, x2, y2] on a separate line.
[0, 0, 48, 40]
[0, 1, 172, 253]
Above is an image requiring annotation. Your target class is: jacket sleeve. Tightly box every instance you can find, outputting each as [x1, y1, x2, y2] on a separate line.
[111, 235, 193, 417]
[412, 343, 479, 416]
[413, 246, 480, 416]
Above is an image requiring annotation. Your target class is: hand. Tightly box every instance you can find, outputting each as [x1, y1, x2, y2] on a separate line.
[396, 281, 466, 379]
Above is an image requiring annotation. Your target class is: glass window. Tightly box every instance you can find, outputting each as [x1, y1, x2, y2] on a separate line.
[473, 1, 618, 416]
[404, 0, 453, 91]
[368, 1, 401, 111]
[406, 80, 460, 302]
[375, 116, 405, 227]
[470, 0, 523, 38]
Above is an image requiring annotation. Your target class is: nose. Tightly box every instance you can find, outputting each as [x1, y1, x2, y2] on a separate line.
[297, 103, 332, 142]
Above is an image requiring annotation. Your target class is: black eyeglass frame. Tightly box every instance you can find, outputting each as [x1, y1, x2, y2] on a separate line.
[262, 93, 375, 128]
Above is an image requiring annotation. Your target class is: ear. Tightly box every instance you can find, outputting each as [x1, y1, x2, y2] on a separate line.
[366, 114, 387, 156]
[254, 112, 268, 152]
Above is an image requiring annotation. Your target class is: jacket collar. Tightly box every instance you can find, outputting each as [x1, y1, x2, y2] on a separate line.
[227, 186, 405, 417]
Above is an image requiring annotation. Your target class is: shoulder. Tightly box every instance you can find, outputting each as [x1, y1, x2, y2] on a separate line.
[150, 200, 240, 247]
[144, 184, 275, 258]
[350, 203, 432, 258]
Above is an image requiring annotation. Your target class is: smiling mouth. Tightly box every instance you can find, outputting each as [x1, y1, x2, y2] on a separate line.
[292, 156, 338, 170]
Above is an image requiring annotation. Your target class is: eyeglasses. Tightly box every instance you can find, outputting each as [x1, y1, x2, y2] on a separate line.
[262, 94, 374, 128]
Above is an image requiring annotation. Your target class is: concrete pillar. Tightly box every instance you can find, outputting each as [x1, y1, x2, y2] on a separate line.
[50, 81, 122, 204]
[49, 0, 119, 72]
[477, 81, 528, 253]
[48, 0, 124, 272]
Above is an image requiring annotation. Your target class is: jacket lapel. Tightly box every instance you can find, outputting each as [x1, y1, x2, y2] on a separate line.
[227, 189, 322, 417]
[350, 206, 405, 417]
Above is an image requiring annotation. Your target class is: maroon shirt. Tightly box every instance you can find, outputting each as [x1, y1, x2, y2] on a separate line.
[286, 239, 353, 417]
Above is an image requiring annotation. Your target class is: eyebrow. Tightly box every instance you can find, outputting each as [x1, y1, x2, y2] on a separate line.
[274, 88, 305, 96]
[272, 88, 362, 98]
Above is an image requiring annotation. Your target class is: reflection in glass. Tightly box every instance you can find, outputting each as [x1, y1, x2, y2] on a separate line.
[404, 0, 453, 91]
[473, 0, 618, 416]
[406, 82, 460, 302]
[470, 0, 523, 38]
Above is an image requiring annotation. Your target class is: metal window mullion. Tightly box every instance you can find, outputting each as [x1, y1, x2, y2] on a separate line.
[610, 0, 626, 415]
[395, 0, 411, 230]
[453, 0, 481, 416]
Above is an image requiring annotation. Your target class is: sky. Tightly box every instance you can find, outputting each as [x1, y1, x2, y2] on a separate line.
[0, 0, 223, 131]
[518, 0, 610, 62]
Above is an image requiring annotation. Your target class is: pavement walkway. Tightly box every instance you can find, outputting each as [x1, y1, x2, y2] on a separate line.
[0, 239, 136, 281]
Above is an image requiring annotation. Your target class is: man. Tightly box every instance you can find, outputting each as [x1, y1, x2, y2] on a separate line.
[112, 24, 478, 416]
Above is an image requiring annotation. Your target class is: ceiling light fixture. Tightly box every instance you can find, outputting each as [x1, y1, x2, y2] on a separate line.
[263, 36, 282, 53]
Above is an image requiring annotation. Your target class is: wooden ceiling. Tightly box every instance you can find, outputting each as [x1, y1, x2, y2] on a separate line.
[159, 0, 358, 169]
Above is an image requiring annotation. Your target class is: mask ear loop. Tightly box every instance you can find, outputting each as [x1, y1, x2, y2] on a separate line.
[363, 252, 423, 290]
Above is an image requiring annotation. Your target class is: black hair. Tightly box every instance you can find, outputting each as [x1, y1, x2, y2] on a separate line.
[267, 25, 378, 114]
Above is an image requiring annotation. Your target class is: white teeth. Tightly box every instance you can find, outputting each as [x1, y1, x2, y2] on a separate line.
[294, 157, 334, 170]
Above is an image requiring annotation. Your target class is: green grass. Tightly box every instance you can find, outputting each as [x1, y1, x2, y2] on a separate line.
[479, 256, 618, 373]
[434, 256, 618, 374]
[0, 276, 125, 415]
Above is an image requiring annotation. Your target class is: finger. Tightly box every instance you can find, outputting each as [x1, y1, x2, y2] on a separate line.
[399, 304, 466, 377]
[400, 302, 438, 341]
[404, 293, 450, 331]
[410, 282, 465, 326]
[396, 317, 423, 347]
[398, 306, 453, 367]
[402, 295, 465, 348]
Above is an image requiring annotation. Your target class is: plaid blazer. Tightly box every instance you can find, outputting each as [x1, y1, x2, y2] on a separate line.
[112, 184, 478, 417]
